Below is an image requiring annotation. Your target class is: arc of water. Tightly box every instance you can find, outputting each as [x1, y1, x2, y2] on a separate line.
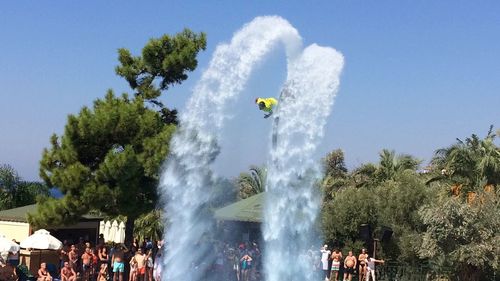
[264, 44, 344, 281]
[160, 16, 302, 281]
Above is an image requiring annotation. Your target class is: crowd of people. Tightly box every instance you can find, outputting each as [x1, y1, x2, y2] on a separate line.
[319, 245, 384, 281]
[55, 235, 163, 281]
[1, 236, 385, 281]
[0, 235, 165, 281]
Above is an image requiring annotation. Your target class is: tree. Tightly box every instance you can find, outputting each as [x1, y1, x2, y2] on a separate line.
[134, 209, 164, 243]
[0, 164, 50, 211]
[321, 149, 349, 200]
[30, 28, 206, 244]
[236, 165, 266, 199]
[430, 126, 500, 195]
[116, 29, 206, 124]
[418, 182, 500, 280]
[30, 92, 175, 243]
[375, 149, 421, 182]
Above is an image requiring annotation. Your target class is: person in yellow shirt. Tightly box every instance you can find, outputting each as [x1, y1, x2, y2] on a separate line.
[255, 97, 278, 118]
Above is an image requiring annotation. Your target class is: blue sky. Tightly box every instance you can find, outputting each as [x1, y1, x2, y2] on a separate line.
[1, 1, 499, 181]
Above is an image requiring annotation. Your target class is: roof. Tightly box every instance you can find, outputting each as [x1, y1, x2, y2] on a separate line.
[214, 192, 265, 223]
[0, 204, 102, 223]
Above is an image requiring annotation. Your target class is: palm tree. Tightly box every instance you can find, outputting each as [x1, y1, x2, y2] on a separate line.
[429, 126, 500, 197]
[236, 165, 266, 199]
[375, 149, 421, 182]
[133, 209, 164, 242]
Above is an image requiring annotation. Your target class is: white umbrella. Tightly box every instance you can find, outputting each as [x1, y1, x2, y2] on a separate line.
[0, 234, 20, 253]
[20, 229, 62, 250]
[104, 221, 111, 242]
[117, 222, 125, 243]
[99, 221, 105, 236]
[108, 220, 118, 243]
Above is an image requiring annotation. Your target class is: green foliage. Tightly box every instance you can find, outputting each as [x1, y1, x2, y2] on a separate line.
[418, 182, 500, 279]
[375, 149, 421, 183]
[31, 91, 175, 230]
[322, 187, 379, 242]
[31, 30, 206, 243]
[321, 148, 435, 265]
[116, 29, 206, 124]
[321, 149, 348, 201]
[0, 164, 49, 210]
[134, 209, 164, 242]
[236, 165, 266, 200]
[429, 126, 500, 193]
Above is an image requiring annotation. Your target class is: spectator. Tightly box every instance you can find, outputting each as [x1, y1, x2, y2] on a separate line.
[153, 252, 162, 281]
[330, 255, 340, 281]
[365, 254, 384, 281]
[145, 249, 154, 281]
[37, 262, 52, 281]
[68, 245, 79, 273]
[112, 246, 125, 281]
[98, 246, 110, 269]
[358, 248, 368, 281]
[60, 261, 77, 281]
[133, 248, 146, 281]
[98, 263, 109, 281]
[0, 256, 18, 281]
[320, 245, 331, 281]
[92, 247, 99, 279]
[81, 247, 92, 280]
[226, 247, 239, 281]
[240, 252, 252, 281]
[98, 234, 105, 247]
[59, 240, 70, 269]
[343, 250, 357, 281]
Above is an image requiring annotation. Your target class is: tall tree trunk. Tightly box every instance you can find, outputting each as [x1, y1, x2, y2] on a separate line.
[124, 215, 136, 246]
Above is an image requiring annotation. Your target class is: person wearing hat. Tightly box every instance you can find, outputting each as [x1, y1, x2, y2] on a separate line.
[255, 97, 278, 118]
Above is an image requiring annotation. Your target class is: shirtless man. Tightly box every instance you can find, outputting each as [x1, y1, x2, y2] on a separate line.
[60, 262, 77, 281]
[343, 251, 357, 281]
[358, 248, 368, 281]
[81, 247, 92, 280]
[330, 249, 342, 281]
[133, 248, 147, 281]
[112, 248, 125, 281]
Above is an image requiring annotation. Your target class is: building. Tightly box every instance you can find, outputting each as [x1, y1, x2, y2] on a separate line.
[214, 192, 264, 243]
[0, 204, 101, 245]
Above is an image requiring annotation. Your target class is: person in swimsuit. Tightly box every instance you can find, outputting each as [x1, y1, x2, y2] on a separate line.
[112, 249, 125, 281]
[37, 262, 52, 281]
[330, 256, 340, 281]
[343, 250, 357, 281]
[329, 249, 342, 281]
[98, 263, 109, 281]
[240, 253, 253, 281]
[60, 262, 76, 281]
[358, 248, 368, 281]
[68, 245, 79, 273]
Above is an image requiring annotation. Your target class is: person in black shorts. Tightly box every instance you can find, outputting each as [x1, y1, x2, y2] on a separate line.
[343, 250, 357, 281]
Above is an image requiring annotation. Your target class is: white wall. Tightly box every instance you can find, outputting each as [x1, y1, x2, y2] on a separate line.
[0, 221, 30, 241]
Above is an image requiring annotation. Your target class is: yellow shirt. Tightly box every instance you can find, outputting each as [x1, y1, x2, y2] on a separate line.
[256, 98, 278, 112]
